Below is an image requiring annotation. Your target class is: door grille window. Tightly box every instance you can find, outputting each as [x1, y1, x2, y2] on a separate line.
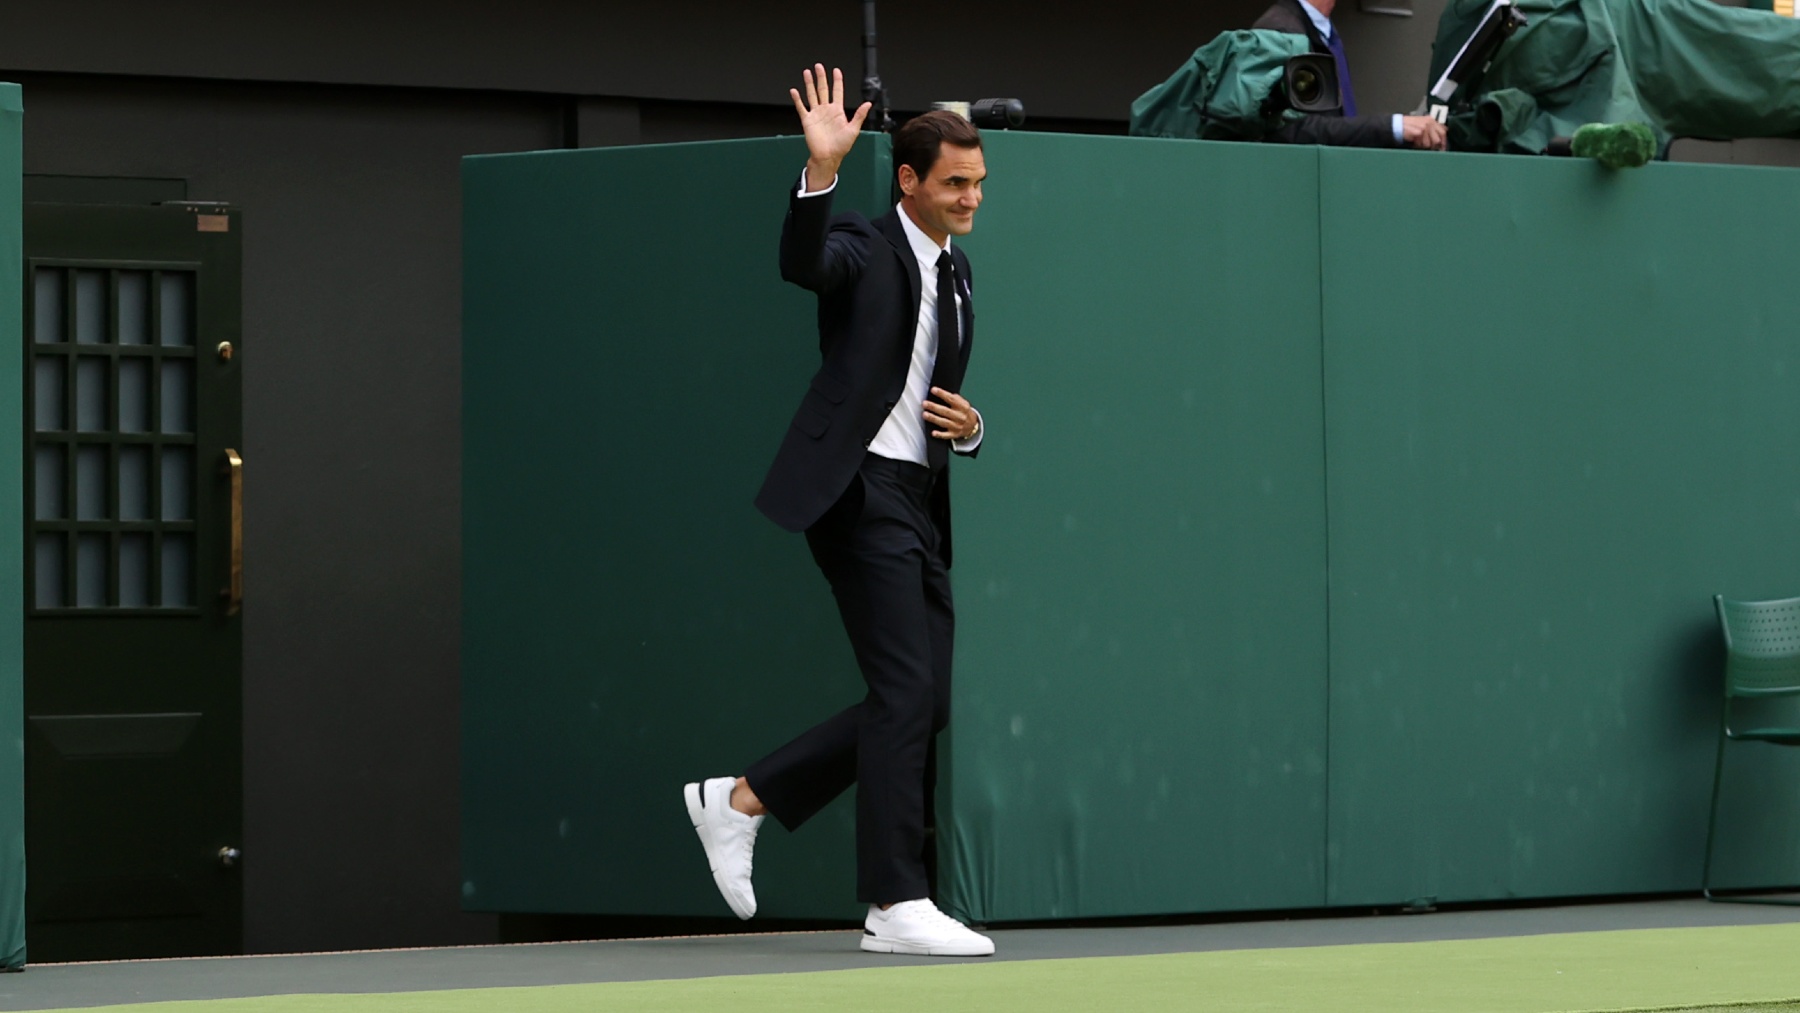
[29, 264, 199, 611]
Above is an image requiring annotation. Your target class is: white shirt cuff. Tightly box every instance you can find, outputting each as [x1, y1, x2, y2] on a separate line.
[797, 168, 838, 198]
[952, 407, 984, 453]
[1392, 114, 1405, 144]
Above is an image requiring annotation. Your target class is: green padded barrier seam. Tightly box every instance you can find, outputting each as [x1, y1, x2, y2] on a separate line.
[1312, 142, 1334, 909]
[940, 134, 1330, 923]
[0, 81, 24, 970]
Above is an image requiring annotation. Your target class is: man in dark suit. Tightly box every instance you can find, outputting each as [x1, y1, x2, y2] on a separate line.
[683, 65, 994, 958]
[1256, 0, 1447, 149]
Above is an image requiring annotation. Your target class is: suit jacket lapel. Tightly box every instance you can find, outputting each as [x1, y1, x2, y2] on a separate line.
[878, 210, 975, 382]
[952, 245, 974, 371]
[874, 211, 922, 338]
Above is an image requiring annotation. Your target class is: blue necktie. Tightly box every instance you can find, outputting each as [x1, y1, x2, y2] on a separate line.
[1326, 30, 1358, 118]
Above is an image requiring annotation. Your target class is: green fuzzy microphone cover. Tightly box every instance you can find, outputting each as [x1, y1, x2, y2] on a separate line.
[1570, 122, 1656, 169]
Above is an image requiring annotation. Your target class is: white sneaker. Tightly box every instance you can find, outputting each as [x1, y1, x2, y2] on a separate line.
[861, 898, 995, 956]
[682, 777, 763, 920]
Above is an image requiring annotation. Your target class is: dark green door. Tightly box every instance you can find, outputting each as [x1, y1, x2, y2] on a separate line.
[22, 201, 243, 961]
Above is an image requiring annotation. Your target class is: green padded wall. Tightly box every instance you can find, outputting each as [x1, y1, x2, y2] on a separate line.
[1320, 149, 1800, 905]
[461, 137, 891, 918]
[940, 134, 1330, 923]
[465, 134, 1800, 925]
[0, 83, 22, 968]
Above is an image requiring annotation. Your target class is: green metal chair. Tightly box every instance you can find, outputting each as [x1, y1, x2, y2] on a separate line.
[1701, 594, 1800, 904]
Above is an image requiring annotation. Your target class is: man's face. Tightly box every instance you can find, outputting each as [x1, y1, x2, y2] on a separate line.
[901, 142, 986, 244]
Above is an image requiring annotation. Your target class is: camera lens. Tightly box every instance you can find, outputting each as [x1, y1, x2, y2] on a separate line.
[1292, 68, 1322, 106]
[969, 98, 1026, 130]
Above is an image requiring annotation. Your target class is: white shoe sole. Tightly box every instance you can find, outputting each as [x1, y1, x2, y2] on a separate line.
[860, 934, 995, 957]
[683, 782, 756, 920]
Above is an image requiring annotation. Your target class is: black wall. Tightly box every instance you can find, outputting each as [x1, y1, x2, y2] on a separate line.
[14, 74, 559, 952]
[1, 0, 1457, 953]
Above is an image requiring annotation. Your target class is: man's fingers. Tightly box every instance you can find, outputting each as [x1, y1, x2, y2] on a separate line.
[831, 67, 845, 108]
[814, 64, 829, 107]
[790, 89, 808, 119]
[849, 101, 872, 133]
[929, 387, 968, 408]
[802, 67, 820, 110]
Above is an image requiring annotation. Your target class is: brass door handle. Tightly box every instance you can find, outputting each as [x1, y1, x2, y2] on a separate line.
[222, 449, 242, 615]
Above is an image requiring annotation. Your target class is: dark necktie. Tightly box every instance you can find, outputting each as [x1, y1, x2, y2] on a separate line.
[926, 250, 963, 470]
[1326, 30, 1359, 118]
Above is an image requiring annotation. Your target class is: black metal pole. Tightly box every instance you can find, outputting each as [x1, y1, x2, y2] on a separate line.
[862, 0, 893, 131]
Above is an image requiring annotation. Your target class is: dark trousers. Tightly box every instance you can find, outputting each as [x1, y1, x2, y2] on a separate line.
[744, 453, 953, 905]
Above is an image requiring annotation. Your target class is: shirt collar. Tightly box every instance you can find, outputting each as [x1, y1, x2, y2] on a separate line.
[895, 203, 950, 267]
[1298, 0, 1334, 40]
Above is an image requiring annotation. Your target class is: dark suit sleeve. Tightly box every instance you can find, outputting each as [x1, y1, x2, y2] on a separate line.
[1253, 0, 1399, 149]
[1268, 114, 1401, 148]
[778, 182, 869, 295]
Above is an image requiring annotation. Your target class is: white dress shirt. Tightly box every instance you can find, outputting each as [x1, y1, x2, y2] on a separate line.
[796, 171, 984, 465]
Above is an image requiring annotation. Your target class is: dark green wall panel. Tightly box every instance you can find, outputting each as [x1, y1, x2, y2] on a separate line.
[1321, 149, 1800, 905]
[461, 137, 891, 918]
[0, 83, 23, 967]
[465, 135, 1800, 924]
[942, 135, 1330, 922]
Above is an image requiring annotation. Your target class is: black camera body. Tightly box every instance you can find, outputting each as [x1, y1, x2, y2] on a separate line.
[929, 99, 1028, 130]
[1263, 54, 1344, 118]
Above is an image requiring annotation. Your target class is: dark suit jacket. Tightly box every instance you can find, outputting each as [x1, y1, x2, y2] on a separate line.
[1254, 0, 1400, 149]
[755, 183, 977, 564]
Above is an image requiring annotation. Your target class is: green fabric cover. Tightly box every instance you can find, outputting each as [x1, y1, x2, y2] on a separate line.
[1433, 0, 1800, 155]
[1130, 30, 1312, 141]
[0, 82, 22, 971]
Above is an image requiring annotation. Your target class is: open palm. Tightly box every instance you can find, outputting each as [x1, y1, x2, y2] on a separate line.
[791, 64, 872, 166]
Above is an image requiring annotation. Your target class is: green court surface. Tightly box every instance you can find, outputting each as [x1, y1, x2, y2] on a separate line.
[35, 923, 1800, 1013]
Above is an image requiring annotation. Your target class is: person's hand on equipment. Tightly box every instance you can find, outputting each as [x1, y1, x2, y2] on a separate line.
[1401, 116, 1448, 151]
[925, 388, 981, 442]
[791, 64, 872, 192]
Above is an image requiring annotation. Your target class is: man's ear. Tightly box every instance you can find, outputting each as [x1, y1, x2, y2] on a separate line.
[897, 164, 918, 197]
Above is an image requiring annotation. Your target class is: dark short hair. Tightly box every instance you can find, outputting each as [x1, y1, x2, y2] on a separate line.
[893, 110, 982, 189]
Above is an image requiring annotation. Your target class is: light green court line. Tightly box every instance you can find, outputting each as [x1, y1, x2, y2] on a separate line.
[41, 923, 1800, 1013]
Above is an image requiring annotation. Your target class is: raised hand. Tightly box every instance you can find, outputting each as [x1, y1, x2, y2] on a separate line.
[790, 64, 872, 192]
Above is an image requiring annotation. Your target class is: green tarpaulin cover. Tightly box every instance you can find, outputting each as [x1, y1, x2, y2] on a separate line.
[1130, 30, 1312, 141]
[1434, 0, 1800, 155]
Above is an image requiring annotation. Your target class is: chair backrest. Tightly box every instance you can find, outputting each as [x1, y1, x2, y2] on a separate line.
[1715, 595, 1800, 696]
